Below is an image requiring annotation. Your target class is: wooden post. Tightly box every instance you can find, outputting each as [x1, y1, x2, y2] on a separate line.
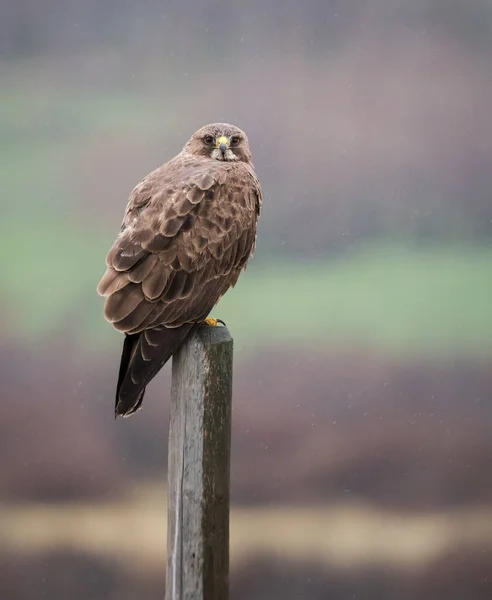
[165, 325, 233, 600]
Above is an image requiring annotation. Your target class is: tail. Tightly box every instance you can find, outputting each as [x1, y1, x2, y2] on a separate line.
[115, 324, 197, 417]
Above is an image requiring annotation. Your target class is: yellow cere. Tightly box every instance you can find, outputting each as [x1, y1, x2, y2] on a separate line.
[216, 136, 229, 147]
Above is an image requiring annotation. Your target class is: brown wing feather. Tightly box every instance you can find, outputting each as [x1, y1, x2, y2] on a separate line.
[97, 153, 261, 416]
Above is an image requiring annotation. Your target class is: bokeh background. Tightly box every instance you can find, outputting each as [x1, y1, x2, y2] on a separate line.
[1, 1, 492, 598]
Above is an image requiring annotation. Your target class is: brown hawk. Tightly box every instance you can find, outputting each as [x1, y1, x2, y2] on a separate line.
[97, 123, 262, 417]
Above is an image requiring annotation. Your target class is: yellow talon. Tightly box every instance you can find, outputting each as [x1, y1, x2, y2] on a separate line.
[204, 317, 219, 326]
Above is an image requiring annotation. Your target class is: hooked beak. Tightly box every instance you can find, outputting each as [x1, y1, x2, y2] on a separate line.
[217, 136, 229, 155]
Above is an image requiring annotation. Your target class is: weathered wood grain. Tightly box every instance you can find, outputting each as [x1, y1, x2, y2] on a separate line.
[165, 324, 233, 600]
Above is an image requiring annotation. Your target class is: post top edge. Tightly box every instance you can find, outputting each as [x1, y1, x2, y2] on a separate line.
[192, 324, 233, 346]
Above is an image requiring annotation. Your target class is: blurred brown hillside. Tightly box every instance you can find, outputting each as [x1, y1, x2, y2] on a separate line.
[2, 344, 491, 509]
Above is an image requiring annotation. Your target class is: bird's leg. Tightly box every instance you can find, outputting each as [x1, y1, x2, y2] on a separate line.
[204, 317, 226, 327]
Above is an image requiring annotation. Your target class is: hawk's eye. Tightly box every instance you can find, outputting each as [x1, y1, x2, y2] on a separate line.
[203, 135, 214, 145]
[230, 135, 240, 146]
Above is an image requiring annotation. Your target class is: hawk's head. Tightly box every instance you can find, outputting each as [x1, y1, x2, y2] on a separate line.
[183, 123, 252, 164]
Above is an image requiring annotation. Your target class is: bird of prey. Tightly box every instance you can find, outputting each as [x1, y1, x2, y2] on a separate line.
[97, 123, 262, 417]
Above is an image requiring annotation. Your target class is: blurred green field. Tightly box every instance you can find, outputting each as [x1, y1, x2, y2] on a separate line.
[223, 243, 492, 356]
[1, 218, 491, 356]
[2, 75, 491, 357]
[2, 80, 164, 221]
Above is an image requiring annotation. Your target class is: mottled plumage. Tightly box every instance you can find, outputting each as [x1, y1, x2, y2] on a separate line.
[97, 123, 262, 417]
